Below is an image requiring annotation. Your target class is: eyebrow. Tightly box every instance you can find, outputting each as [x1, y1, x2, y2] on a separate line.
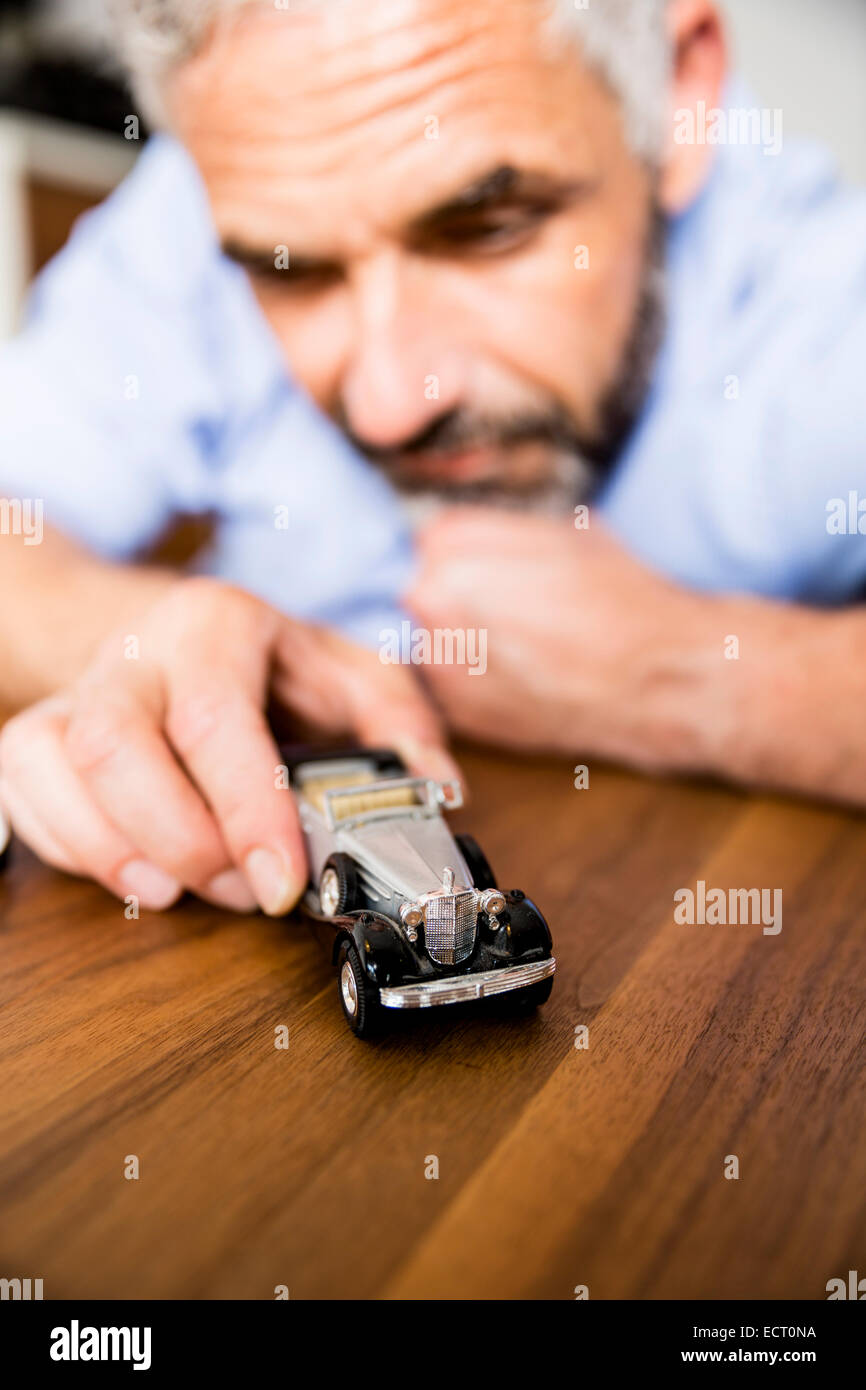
[411, 163, 592, 224]
[220, 241, 341, 279]
[220, 163, 594, 271]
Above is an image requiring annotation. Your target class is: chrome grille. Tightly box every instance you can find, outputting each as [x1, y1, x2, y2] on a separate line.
[424, 890, 477, 965]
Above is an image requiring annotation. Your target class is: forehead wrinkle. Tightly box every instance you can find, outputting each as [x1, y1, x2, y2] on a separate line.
[201, 37, 532, 149]
[204, 84, 600, 258]
[193, 33, 593, 187]
[298, 6, 499, 89]
[188, 0, 564, 144]
[180, 0, 612, 250]
[235, 0, 555, 81]
[207, 91, 589, 255]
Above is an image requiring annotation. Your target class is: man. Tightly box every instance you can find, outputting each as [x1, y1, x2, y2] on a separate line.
[0, 0, 864, 917]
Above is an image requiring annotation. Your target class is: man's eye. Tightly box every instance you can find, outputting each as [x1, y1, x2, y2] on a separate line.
[423, 206, 549, 255]
[248, 263, 342, 294]
[283, 266, 342, 292]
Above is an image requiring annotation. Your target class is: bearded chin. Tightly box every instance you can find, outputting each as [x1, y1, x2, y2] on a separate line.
[396, 206, 668, 528]
[397, 448, 597, 528]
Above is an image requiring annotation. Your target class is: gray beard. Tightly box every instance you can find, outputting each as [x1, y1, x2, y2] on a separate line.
[398, 207, 668, 527]
[398, 449, 596, 528]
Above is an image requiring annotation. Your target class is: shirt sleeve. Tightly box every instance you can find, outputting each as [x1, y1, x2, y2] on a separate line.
[0, 136, 227, 558]
[599, 133, 866, 605]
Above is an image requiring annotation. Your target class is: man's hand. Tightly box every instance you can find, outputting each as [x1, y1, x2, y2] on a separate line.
[0, 578, 458, 914]
[406, 507, 866, 808]
[405, 508, 715, 768]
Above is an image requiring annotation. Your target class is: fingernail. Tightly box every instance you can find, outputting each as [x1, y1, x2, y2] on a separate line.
[119, 859, 182, 911]
[201, 869, 258, 913]
[394, 737, 465, 793]
[244, 848, 303, 916]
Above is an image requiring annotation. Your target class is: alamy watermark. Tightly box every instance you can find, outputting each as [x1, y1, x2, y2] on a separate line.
[379, 620, 487, 676]
[50, 1321, 151, 1371]
[826, 492, 866, 535]
[1, 1276, 43, 1299]
[0, 497, 43, 545]
[674, 880, 782, 935]
[827, 1270, 866, 1300]
[674, 101, 783, 157]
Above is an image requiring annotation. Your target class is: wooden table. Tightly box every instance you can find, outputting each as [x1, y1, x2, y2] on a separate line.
[1, 748, 864, 1300]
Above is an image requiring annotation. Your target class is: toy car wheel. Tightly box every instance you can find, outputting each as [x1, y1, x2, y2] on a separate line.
[337, 940, 382, 1037]
[318, 853, 359, 917]
[494, 977, 554, 1014]
[455, 833, 498, 890]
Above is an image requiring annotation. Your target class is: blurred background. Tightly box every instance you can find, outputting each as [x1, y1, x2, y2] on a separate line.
[1, 0, 865, 336]
[724, 0, 866, 182]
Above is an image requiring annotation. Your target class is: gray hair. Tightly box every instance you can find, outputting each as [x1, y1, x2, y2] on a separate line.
[106, 0, 670, 160]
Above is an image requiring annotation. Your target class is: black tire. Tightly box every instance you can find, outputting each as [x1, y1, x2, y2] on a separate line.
[493, 976, 554, 1014]
[455, 833, 498, 890]
[318, 853, 360, 917]
[336, 939, 382, 1037]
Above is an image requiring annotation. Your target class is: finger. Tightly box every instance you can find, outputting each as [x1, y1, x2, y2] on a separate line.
[348, 660, 463, 787]
[404, 544, 491, 635]
[65, 667, 236, 899]
[272, 620, 465, 789]
[0, 775, 80, 875]
[406, 525, 488, 616]
[404, 558, 478, 620]
[164, 677, 306, 917]
[0, 704, 81, 871]
[415, 506, 539, 559]
[2, 707, 183, 910]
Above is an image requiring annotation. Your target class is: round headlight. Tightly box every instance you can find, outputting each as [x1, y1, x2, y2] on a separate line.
[400, 902, 424, 928]
[481, 889, 506, 917]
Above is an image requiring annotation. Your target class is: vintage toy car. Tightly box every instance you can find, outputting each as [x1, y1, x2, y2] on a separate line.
[285, 746, 556, 1037]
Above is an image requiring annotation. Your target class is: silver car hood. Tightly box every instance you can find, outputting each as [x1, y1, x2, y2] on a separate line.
[338, 814, 473, 901]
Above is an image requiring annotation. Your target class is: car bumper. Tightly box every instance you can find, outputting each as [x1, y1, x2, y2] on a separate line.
[379, 956, 556, 1009]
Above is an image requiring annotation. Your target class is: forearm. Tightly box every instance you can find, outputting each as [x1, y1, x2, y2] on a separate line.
[625, 589, 866, 806]
[0, 523, 175, 710]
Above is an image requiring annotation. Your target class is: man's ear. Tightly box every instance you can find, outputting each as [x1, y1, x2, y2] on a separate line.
[658, 0, 728, 216]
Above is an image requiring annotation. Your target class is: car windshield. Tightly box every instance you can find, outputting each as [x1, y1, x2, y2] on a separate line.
[300, 771, 423, 822]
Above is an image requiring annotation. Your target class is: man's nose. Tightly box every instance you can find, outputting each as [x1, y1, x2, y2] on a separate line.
[340, 251, 463, 450]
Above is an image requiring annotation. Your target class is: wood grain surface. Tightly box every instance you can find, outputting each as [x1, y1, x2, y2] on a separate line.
[1, 747, 864, 1300]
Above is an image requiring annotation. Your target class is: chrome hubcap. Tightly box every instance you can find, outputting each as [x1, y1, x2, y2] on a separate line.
[319, 867, 340, 917]
[341, 960, 358, 1016]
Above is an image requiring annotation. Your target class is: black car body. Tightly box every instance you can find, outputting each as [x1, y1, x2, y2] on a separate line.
[285, 746, 556, 1036]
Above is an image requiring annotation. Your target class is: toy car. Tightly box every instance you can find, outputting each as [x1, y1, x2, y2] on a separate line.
[285, 746, 556, 1037]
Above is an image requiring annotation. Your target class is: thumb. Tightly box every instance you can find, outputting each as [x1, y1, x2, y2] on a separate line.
[271, 617, 466, 792]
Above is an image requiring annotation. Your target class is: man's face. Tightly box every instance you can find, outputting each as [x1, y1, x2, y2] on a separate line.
[171, 0, 662, 510]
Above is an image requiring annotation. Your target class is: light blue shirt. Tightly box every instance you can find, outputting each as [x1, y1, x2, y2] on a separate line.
[2, 108, 865, 644]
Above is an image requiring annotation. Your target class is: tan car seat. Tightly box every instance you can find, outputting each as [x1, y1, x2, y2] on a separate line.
[300, 771, 419, 821]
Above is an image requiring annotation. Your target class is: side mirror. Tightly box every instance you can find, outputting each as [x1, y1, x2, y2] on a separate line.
[436, 779, 464, 812]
